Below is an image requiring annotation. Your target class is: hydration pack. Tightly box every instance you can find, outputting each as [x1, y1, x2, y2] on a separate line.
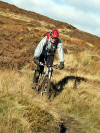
[44, 32, 51, 43]
[43, 32, 59, 57]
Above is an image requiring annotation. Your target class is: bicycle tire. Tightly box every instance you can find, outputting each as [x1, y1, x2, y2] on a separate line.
[36, 72, 52, 98]
[42, 77, 51, 98]
[36, 74, 47, 94]
[36, 75, 44, 93]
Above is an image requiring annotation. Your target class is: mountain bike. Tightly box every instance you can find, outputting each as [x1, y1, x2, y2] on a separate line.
[35, 62, 59, 98]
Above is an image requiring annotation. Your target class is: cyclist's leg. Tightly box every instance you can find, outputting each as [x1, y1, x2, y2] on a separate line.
[33, 55, 44, 83]
[33, 65, 44, 83]
[46, 55, 54, 77]
[45, 55, 54, 97]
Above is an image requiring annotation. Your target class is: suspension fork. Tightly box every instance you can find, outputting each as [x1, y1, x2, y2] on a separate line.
[46, 67, 53, 80]
[45, 67, 53, 94]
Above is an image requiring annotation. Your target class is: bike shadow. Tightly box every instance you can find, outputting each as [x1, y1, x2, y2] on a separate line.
[50, 76, 87, 98]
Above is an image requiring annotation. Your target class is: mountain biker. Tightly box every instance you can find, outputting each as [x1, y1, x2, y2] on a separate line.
[33, 29, 64, 83]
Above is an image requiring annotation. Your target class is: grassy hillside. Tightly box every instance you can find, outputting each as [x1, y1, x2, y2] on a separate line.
[0, 1, 100, 133]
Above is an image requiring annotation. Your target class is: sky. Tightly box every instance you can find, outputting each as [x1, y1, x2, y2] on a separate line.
[1, 0, 100, 37]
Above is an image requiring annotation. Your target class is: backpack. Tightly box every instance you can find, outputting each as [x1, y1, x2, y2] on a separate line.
[43, 32, 59, 57]
[44, 32, 51, 43]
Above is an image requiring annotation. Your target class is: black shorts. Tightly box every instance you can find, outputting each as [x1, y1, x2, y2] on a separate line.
[36, 54, 54, 74]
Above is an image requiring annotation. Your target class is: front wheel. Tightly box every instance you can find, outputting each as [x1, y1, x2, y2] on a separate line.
[43, 77, 51, 98]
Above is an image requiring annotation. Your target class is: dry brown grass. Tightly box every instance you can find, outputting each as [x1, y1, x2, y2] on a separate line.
[0, 48, 100, 132]
[0, 70, 60, 133]
[0, 1, 100, 133]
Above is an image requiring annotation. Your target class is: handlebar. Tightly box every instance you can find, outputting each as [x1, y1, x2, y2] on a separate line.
[39, 62, 59, 69]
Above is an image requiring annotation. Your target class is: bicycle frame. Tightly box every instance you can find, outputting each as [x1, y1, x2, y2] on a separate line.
[37, 62, 59, 96]
[45, 67, 52, 79]
[39, 62, 55, 79]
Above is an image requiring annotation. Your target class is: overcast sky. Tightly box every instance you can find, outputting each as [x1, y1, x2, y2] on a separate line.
[1, 0, 100, 37]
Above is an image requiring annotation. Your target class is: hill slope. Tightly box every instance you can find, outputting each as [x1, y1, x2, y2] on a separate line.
[0, 1, 100, 133]
[0, 1, 100, 69]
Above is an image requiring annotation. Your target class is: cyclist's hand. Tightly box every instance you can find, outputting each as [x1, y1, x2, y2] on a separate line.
[59, 62, 64, 70]
[34, 57, 39, 65]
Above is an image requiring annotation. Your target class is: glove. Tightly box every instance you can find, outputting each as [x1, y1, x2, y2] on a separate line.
[59, 62, 64, 70]
[34, 57, 39, 65]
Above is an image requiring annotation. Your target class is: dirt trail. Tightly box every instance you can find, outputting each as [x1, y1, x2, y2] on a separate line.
[24, 83, 85, 133]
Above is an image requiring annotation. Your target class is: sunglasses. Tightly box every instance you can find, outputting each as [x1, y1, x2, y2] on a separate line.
[51, 37, 58, 41]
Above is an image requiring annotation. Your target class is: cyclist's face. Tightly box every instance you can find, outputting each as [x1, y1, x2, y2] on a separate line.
[50, 36, 57, 44]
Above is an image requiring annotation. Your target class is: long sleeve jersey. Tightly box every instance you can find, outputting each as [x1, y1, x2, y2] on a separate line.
[34, 36, 64, 62]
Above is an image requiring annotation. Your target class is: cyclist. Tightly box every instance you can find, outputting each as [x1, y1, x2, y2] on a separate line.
[33, 29, 64, 83]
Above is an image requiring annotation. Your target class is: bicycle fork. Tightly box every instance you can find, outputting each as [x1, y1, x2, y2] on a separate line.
[46, 67, 52, 79]
[41, 67, 52, 96]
